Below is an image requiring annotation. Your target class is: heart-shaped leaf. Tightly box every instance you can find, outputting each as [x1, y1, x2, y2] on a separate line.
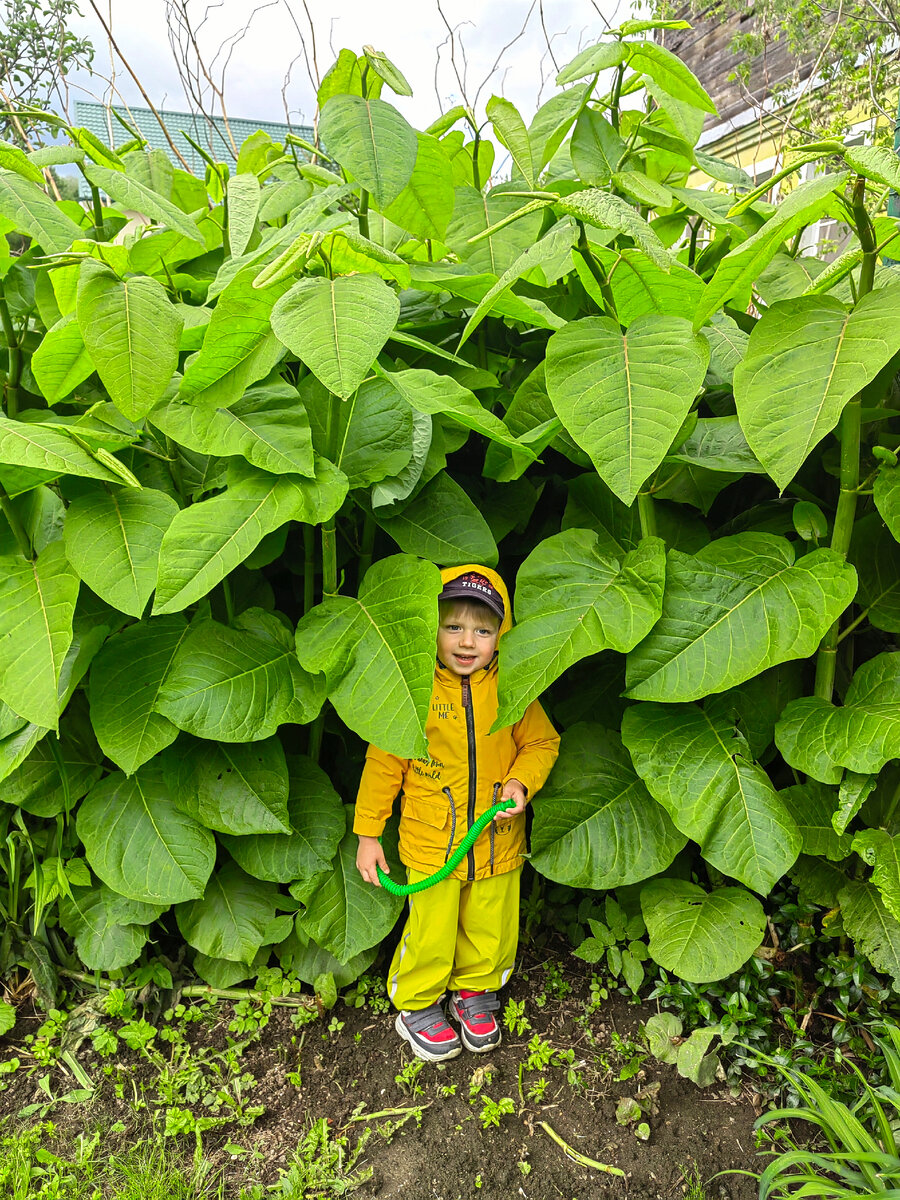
[641, 878, 765, 983]
[545, 314, 709, 505]
[529, 724, 686, 889]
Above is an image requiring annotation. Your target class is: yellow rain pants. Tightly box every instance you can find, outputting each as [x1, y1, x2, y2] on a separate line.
[387, 866, 522, 1011]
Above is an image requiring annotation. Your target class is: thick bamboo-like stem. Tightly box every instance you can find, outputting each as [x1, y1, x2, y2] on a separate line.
[813, 177, 878, 702]
[303, 524, 315, 614]
[638, 492, 657, 540]
[358, 188, 370, 240]
[0, 290, 21, 419]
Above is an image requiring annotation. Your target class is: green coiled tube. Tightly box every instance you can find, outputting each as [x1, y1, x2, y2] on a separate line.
[376, 798, 517, 896]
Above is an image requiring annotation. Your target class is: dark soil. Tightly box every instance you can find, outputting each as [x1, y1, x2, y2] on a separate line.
[0, 949, 763, 1200]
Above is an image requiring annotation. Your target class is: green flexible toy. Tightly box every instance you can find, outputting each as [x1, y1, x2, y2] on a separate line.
[376, 798, 517, 896]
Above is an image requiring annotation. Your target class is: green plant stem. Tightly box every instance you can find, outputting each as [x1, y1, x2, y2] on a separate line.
[576, 222, 617, 318]
[165, 436, 187, 503]
[687, 219, 701, 270]
[813, 176, 877, 702]
[0, 482, 33, 559]
[303, 524, 315, 614]
[609, 65, 625, 132]
[0, 290, 21, 418]
[57, 968, 318, 1008]
[539, 1122, 625, 1175]
[358, 188, 370, 240]
[358, 512, 376, 584]
[637, 492, 657, 540]
[89, 183, 104, 235]
[472, 130, 482, 190]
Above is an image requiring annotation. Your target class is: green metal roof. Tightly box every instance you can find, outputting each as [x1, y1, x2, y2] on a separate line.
[74, 99, 312, 180]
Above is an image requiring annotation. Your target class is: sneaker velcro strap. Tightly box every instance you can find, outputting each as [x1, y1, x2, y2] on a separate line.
[455, 992, 500, 1021]
[403, 1003, 451, 1034]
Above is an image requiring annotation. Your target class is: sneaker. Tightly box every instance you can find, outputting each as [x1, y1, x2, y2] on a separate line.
[395, 1002, 462, 1062]
[449, 990, 502, 1053]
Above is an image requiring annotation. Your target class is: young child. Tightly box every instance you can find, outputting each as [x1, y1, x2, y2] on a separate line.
[354, 564, 559, 1062]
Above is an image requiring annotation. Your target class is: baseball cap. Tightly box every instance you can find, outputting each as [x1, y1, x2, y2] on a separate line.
[439, 571, 504, 620]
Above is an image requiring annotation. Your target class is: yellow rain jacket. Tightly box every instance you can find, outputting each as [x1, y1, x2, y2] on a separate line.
[353, 564, 560, 882]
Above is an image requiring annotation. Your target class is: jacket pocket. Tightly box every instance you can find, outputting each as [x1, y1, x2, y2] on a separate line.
[399, 794, 452, 867]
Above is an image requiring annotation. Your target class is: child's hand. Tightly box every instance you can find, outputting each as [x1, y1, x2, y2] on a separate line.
[356, 835, 389, 886]
[496, 778, 527, 819]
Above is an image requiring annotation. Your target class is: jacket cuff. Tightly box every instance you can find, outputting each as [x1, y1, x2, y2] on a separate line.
[353, 814, 386, 838]
[503, 774, 530, 800]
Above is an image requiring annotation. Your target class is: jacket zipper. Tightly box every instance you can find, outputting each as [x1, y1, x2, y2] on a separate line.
[461, 674, 477, 880]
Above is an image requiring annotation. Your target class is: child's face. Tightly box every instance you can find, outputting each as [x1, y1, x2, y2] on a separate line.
[437, 605, 500, 678]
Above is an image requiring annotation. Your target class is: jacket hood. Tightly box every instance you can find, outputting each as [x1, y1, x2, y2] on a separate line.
[439, 563, 512, 639]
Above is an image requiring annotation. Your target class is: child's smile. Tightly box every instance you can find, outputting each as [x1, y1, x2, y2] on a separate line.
[437, 614, 499, 677]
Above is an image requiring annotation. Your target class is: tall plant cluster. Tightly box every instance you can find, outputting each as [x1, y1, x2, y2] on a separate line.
[0, 20, 899, 1001]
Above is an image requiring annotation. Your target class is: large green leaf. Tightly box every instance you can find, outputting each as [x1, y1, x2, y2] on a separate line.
[157, 608, 324, 742]
[665, 416, 765, 476]
[0, 168, 82, 252]
[775, 652, 900, 784]
[58, 885, 163, 972]
[76, 264, 183, 421]
[852, 830, 900, 922]
[383, 132, 455, 240]
[31, 314, 94, 403]
[0, 415, 127, 485]
[153, 458, 347, 614]
[178, 266, 291, 408]
[622, 700, 801, 894]
[277, 926, 377, 990]
[176, 861, 281, 963]
[0, 541, 79, 728]
[164, 735, 291, 835]
[545, 314, 709, 505]
[382, 368, 531, 456]
[64, 485, 178, 618]
[77, 766, 216, 904]
[734, 285, 900, 489]
[221, 755, 345, 884]
[271, 274, 400, 400]
[82, 162, 205, 246]
[529, 723, 686, 889]
[375, 473, 498, 567]
[694, 173, 849, 329]
[150, 382, 315, 478]
[843, 145, 900, 192]
[300, 376, 412, 488]
[318, 94, 417, 207]
[839, 879, 900, 989]
[496, 530, 665, 728]
[641, 878, 765, 983]
[528, 84, 591, 168]
[88, 616, 187, 775]
[625, 535, 857, 702]
[297, 809, 405, 962]
[295, 554, 441, 758]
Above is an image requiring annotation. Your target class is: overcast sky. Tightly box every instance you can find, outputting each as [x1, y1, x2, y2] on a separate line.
[64, 1, 638, 133]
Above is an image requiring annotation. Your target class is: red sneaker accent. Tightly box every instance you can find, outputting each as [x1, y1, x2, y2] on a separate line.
[457, 990, 496, 1034]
